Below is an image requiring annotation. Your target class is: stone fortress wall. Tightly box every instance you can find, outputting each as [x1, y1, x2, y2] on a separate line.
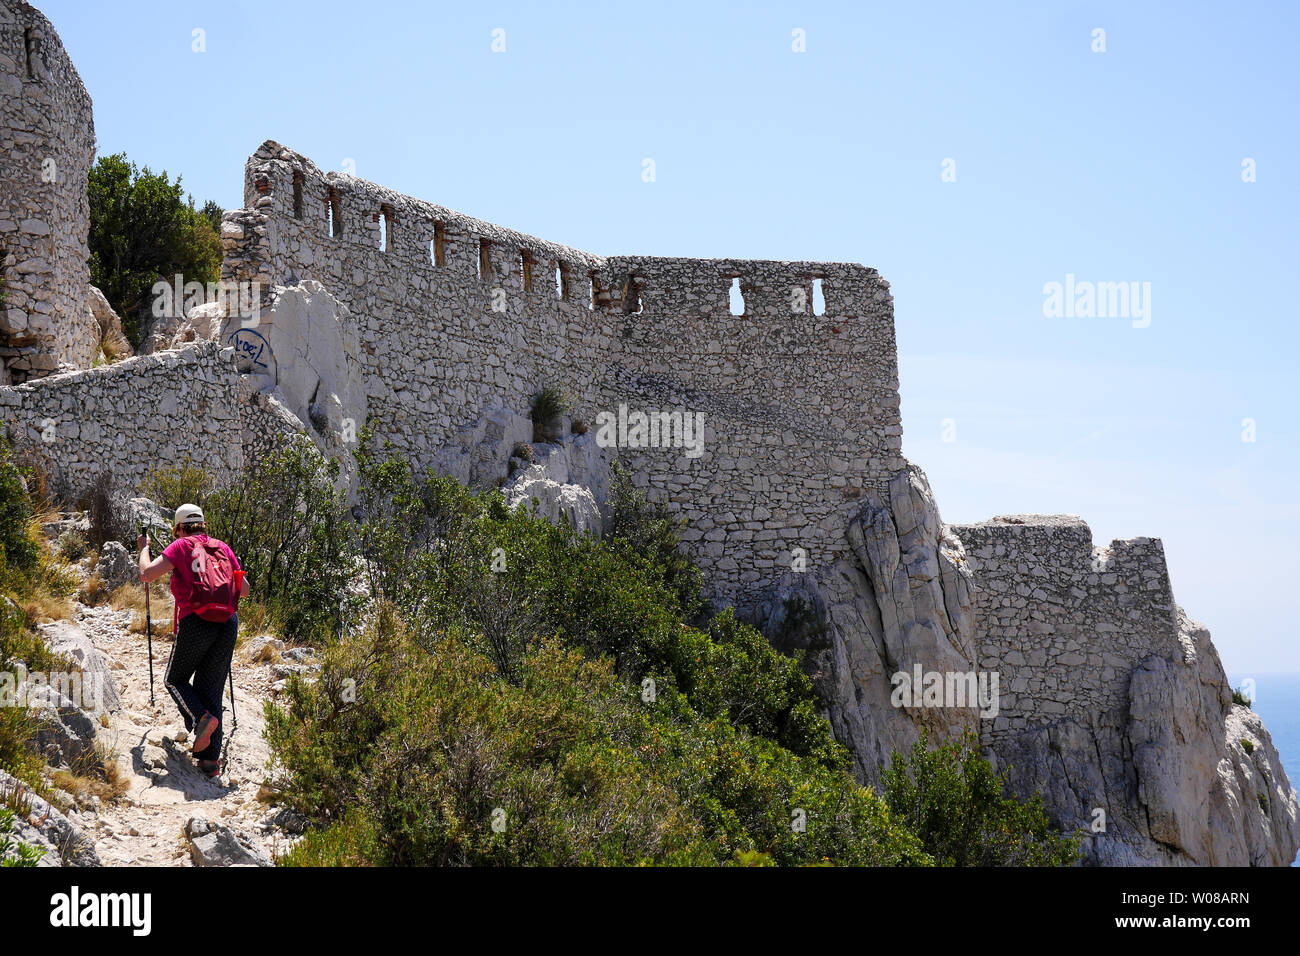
[951, 515, 1177, 747]
[0, 0, 97, 383]
[222, 142, 903, 609]
[0, 0, 1293, 861]
[0, 342, 252, 493]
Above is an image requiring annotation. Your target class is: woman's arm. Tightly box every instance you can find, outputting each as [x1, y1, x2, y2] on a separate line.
[137, 535, 174, 584]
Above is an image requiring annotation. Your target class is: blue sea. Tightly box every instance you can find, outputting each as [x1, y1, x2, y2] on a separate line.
[1226, 673, 1300, 866]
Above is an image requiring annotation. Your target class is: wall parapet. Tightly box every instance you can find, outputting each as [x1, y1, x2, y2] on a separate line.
[950, 514, 1178, 744]
[218, 141, 904, 609]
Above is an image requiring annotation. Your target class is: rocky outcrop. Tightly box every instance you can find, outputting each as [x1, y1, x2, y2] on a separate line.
[39, 618, 121, 716]
[763, 463, 977, 784]
[185, 816, 273, 867]
[218, 280, 367, 474]
[92, 540, 134, 593]
[0, 769, 99, 866]
[1124, 609, 1299, 865]
[503, 431, 611, 535]
[952, 514, 1300, 867]
[86, 285, 131, 363]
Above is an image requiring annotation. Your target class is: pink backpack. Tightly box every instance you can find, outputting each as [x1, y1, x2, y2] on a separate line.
[186, 536, 240, 623]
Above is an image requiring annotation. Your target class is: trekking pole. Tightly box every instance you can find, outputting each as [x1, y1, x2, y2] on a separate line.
[221, 666, 238, 777]
[140, 524, 155, 706]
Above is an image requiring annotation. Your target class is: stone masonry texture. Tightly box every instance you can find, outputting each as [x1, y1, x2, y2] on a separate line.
[221, 142, 904, 611]
[0, 0, 97, 383]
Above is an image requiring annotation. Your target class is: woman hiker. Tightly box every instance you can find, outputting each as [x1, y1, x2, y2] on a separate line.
[138, 504, 248, 778]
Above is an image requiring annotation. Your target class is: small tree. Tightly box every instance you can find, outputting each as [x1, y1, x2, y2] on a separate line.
[87, 153, 223, 346]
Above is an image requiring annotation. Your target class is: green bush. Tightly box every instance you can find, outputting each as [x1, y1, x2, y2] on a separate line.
[269, 606, 926, 867]
[529, 387, 569, 425]
[605, 461, 705, 622]
[882, 728, 1081, 866]
[139, 458, 213, 512]
[0, 452, 39, 591]
[0, 807, 44, 867]
[263, 436, 1084, 866]
[206, 435, 359, 644]
[0, 444, 72, 790]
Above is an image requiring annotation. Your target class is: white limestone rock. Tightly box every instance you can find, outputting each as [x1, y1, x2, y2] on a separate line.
[1126, 608, 1300, 866]
[764, 462, 977, 784]
[86, 285, 132, 362]
[39, 618, 122, 716]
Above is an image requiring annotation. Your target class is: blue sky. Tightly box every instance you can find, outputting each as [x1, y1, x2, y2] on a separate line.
[40, 0, 1299, 672]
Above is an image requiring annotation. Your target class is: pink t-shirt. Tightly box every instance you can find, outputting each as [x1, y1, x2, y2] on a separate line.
[162, 534, 242, 624]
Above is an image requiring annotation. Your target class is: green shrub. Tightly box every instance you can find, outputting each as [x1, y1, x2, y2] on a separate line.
[605, 461, 705, 622]
[1232, 687, 1253, 708]
[529, 387, 569, 425]
[1241, 738, 1255, 754]
[206, 436, 359, 644]
[0, 807, 44, 867]
[0, 452, 39, 591]
[55, 531, 88, 562]
[139, 458, 213, 511]
[88, 153, 223, 346]
[263, 437, 1082, 867]
[0, 443, 73, 790]
[268, 606, 926, 867]
[882, 728, 1081, 866]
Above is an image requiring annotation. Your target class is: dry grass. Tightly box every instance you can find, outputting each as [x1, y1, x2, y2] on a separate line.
[237, 600, 273, 639]
[77, 572, 112, 607]
[0, 778, 36, 817]
[112, 581, 174, 639]
[21, 590, 74, 627]
[52, 748, 129, 805]
[250, 641, 282, 665]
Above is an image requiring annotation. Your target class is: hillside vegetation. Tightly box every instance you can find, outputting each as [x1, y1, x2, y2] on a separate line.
[1, 434, 1081, 866]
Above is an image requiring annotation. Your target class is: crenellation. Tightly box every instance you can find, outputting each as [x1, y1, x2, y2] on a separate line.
[210, 141, 904, 608]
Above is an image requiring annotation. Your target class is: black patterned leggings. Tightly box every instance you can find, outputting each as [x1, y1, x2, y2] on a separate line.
[164, 612, 238, 761]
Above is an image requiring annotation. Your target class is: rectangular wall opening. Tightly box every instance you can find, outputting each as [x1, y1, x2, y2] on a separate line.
[432, 222, 446, 266]
[292, 171, 304, 219]
[520, 250, 533, 292]
[378, 204, 394, 252]
[327, 187, 343, 237]
[478, 239, 493, 279]
[812, 277, 826, 315]
[555, 262, 568, 300]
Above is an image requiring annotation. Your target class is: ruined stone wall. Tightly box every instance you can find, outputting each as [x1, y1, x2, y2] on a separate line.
[951, 515, 1177, 746]
[222, 142, 903, 608]
[0, 0, 97, 383]
[0, 343, 248, 494]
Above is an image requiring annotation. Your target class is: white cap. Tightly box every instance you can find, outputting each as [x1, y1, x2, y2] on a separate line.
[175, 503, 205, 526]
